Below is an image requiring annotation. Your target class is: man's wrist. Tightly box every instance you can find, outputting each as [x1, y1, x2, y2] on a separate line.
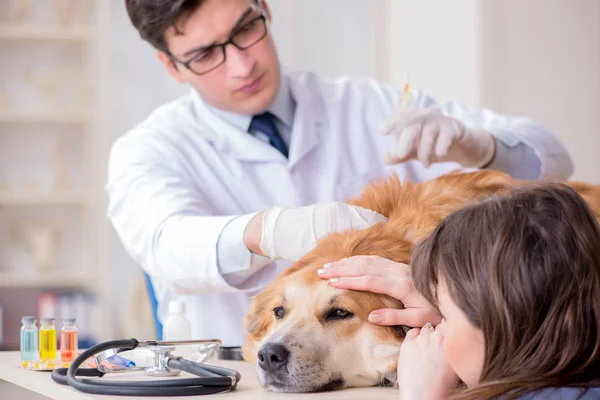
[479, 132, 496, 169]
[243, 211, 265, 256]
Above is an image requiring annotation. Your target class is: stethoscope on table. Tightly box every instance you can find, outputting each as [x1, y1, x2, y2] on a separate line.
[50, 338, 242, 396]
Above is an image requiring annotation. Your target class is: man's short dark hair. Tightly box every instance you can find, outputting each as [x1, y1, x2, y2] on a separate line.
[125, 0, 204, 52]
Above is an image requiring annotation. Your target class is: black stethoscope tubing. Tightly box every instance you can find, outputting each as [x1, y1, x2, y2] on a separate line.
[50, 338, 241, 397]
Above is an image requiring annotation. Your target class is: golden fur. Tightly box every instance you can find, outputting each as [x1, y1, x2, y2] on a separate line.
[242, 169, 600, 393]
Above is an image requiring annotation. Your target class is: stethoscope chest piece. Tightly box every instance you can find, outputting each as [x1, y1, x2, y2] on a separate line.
[146, 346, 180, 377]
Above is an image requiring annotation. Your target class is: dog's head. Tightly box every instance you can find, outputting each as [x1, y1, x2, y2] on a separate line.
[242, 224, 413, 392]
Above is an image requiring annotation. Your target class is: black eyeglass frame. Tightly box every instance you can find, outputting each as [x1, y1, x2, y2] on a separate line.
[166, 3, 268, 76]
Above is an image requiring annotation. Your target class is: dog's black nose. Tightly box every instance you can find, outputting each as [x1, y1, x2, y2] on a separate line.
[258, 343, 289, 372]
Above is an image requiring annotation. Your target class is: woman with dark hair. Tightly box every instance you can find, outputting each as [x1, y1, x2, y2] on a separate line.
[398, 183, 600, 399]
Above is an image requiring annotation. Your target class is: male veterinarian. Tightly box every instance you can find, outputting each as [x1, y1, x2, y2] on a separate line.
[107, 0, 573, 347]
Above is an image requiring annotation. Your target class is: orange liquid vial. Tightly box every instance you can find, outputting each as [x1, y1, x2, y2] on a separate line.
[60, 318, 78, 362]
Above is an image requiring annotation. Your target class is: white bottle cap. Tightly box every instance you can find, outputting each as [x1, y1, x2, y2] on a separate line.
[168, 301, 186, 314]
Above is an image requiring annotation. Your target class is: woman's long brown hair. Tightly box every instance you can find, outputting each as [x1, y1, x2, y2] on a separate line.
[411, 183, 600, 400]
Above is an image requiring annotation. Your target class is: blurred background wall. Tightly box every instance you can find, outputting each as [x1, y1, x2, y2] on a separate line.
[0, 0, 598, 353]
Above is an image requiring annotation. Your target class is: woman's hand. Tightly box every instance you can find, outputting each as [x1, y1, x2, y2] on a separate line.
[317, 256, 441, 327]
[397, 325, 459, 400]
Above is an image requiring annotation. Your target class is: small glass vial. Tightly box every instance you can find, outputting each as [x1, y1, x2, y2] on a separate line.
[20, 316, 38, 363]
[60, 318, 78, 362]
[39, 317, 57, 361]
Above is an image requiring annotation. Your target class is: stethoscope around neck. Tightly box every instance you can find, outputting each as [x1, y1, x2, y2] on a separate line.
[50, 338, 241, 396]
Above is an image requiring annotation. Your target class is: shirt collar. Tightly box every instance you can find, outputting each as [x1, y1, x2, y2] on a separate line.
[267, 72, 295, 129]
[198, 71, 296, 133]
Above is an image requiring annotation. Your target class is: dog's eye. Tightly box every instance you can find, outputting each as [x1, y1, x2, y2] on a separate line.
[273, 306, 285, 319]
[325, 308, 353, 321]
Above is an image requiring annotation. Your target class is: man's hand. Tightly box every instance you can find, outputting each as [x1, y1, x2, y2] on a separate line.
[381, 107, 496, 169]
[244, 203, 387, 262]
[317, 256, 441, 327]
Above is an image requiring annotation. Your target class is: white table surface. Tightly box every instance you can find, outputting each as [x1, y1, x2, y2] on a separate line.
[0, 351, 399, 399]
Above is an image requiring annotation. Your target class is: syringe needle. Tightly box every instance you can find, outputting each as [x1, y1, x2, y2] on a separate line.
[399, 71, 412, 111]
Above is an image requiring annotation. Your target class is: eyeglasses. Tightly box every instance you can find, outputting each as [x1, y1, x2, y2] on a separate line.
[168, 5, 268, 76]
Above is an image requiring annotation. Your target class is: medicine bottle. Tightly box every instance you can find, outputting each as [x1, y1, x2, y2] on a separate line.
[39, 317, 57, 361]
[20, 316, 38, 362]
[60, 318, 78, 362]
[162, 301, 192, 341]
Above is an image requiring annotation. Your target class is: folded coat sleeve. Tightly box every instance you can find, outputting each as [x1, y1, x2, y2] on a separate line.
[105, 132, 272, 295]
[409, 88, 574, 181]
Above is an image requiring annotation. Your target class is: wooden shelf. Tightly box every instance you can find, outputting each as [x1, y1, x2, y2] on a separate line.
[0, 272, 92, 289]
[0, 190, 87, 206]
[0, 25, 92, 41]
[0, 111, 91, 124]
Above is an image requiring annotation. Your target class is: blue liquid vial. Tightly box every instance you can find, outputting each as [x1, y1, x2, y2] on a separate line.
[20, 316, 39, 362]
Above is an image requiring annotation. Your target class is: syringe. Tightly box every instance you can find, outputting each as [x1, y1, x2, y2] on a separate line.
[398, 72, 412, 112]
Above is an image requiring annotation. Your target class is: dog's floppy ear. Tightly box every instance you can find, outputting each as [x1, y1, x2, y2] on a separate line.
[245, 288, 274, 337]
[242, 289, 273, 363]
[243, 288, 275, 362]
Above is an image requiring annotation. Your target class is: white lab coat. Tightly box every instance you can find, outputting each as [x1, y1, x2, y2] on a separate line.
[106, 68, 572, 346]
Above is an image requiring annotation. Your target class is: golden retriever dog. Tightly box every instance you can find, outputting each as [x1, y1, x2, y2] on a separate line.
[242, 169, 600, 393]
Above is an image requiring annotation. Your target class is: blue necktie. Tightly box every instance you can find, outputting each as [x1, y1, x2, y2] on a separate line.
[249, 112, 289, 158]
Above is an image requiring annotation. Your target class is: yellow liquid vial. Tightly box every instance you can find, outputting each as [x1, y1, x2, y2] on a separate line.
[39, 318, 57, 361]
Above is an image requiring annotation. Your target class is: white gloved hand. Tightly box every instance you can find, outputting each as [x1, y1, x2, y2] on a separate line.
[381, 108, 496, 169]
[259, 202, 388, 262]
